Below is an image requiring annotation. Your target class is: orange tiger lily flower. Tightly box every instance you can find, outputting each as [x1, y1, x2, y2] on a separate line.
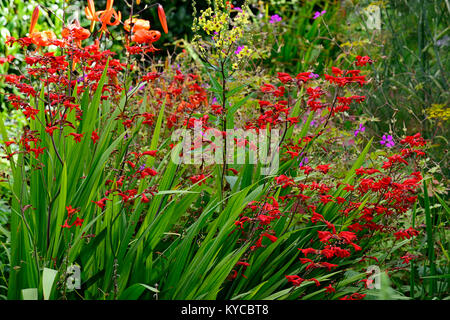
[95, 0, 121, 36]
[62, 24, 91, 47]
[84, 0, 98, 32]
[124, 18, 150, 33]
[29, 6, 40, 34]
[157, 4, 168, 34]
[30, 30, 57, 47]
[131, 29, 161, 44]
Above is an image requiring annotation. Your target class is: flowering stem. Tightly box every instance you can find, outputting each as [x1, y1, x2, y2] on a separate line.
[220, 58, 228, 210]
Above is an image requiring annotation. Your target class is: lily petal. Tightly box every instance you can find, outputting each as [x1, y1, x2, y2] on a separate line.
[29, 6, 40, 34]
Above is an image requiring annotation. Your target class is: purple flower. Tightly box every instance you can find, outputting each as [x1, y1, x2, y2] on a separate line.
[299, 156, 309, 167]
[77, 75, 87, 83]
[313, 10, 326, 19]
[309, 73, 319, 79]
[128, 84, 146, 92]
[139, 164, 146, 171]
[380, 134, 395, 148]
[235, 45, 245, 55]
[269, 14, 282, 24]
[354, 123, 366, 137]
[233, 7, 242, 12]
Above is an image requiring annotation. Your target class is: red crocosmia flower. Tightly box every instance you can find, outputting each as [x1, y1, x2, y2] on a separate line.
[45, 125, 58, 136]
[229, 261, 250, 280]
[320, 247, 336, 259]
[343, 184, 354, 192]
[318, 231, 333, 243]
[355, 55, 373, 66]
[30, 147, 46, 159]
[277, 72, 292, 84]
[365, 168, 380, 175]
[394, 227, 419, 240]
[338, 231, 357, 244]
[325, 284, 336, 294]
[142, 150, 157, 157]
[69, 132, 84, 143]
[257, 214, 275, 226]
[91, 131, 99, 144]
[73, 217, 84, 227]
[297, 193, 310, 201]
[300, 165, 313, 175]
[400, 133, 427, 147]
[285, 150, 299, 159]
[126, 161, 136, 168]
[228, 168, 239, 175]
[321, 262, 338, 271]
[261, 232, 277, 243]
[157, 4, 168, 34]
[141, 168, 158, 178]
[287, 117, 299, 124]
[296, 72, 312, 82]
[234, 216, 250, 229]
[285, 275, 305, 287]
[3, 152, 17, 160]
[142, 72, 160, 82]
[4, 140, 15, 147]
[325, 221, 336, 234]
[335, 196, 346, 204]
[319, 195, 334, 204]
[309, 278, 321, 286]
[311, 212, 325, 224]
[92, 197, 109, 209]
[190, 174, 207, 185]
[340, 293, 366, 300]
[228, 270, 238, 280]
[400, 253, 418, 264]
[141, 193, 150, 203]
[61, 219, 72, 228]
[274, 175, 294, 188]
[260, 83, 276, 93]
[299, 257, 314, 265]
[258, 100, 271, 107]
[299, 247, 319, 257]
[331, 67, 343, 76]
[236, 261, 250, 268]
[66, 205, 78, 217]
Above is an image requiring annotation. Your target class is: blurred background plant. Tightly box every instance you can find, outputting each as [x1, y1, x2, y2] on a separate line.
[337, 0, 449, 185]
[249, 0, 343, 74]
